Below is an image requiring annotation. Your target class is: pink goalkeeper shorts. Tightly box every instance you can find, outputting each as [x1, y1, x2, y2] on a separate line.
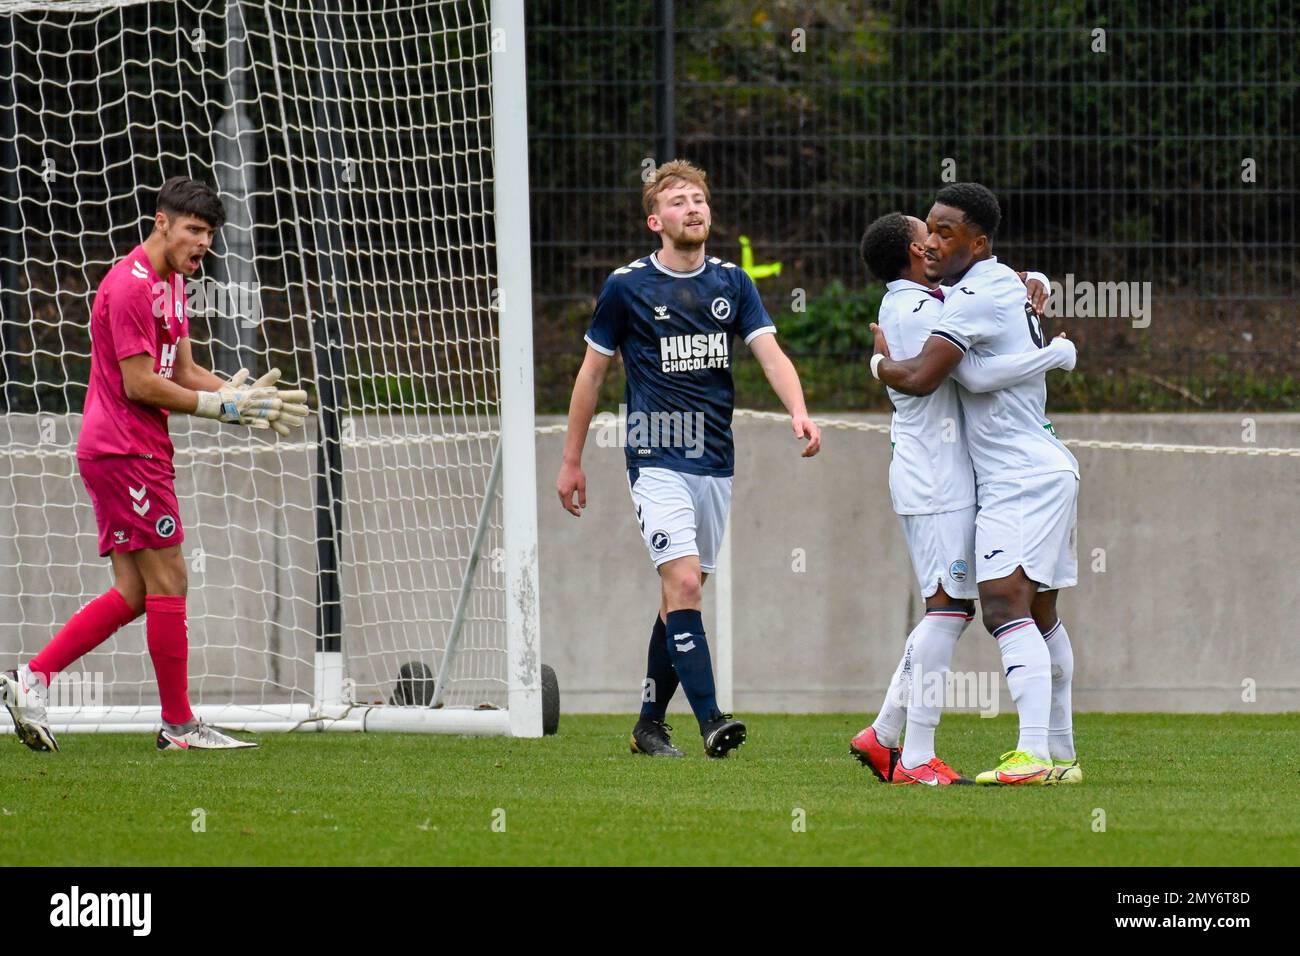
[78, 454, 185, 557]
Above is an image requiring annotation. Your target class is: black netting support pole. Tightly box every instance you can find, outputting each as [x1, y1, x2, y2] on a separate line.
[308, 14, 350, 664]
[654, 0, 675, 164]
[0, 17, 21, 413]
[312, 308, 344, 658]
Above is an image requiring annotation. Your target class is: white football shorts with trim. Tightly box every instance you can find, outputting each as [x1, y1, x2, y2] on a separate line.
[897, 505, 979, 600]
[975, 470, 1079, 590]
[626, 466, 732, 573]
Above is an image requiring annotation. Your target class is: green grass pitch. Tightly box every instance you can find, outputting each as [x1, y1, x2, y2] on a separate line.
[1, 713, 1294, 866]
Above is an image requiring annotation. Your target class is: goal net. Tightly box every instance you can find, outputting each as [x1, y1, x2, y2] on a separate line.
[0, 0, 543, 735]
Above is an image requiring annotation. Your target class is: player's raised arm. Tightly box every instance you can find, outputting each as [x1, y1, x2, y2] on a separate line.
[873, 263, 999, 396]
[869, 325, 964, 396]
[177, 339, 309, 436]
[171, 337, 226, 392]
[120, 350, 309, 437]
[556, 345, 614, 516]
[1015, 270, 1051, 315]
[732, 265, 819, 457]
[951, 333, 1078, 394]
[747, 333, 820, 457]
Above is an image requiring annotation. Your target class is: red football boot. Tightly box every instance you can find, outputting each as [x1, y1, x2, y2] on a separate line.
[849, 726, 900, 782]
[892, 756, 974, 786]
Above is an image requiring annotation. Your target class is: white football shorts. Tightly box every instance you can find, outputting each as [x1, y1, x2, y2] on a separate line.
[626, 466, 733, 573]
[975, 471, 1079, 590]
[897, 505, 979, 600]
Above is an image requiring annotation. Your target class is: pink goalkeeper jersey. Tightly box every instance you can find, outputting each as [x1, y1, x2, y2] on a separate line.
[77, 244, 189, 464]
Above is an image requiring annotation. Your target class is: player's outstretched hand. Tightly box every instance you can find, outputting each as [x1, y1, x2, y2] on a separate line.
[241, 368, 311, 436]
[196, 367, 311, 436]
[869, 323, 891, 358]
[1049, 332, 1078, 371]
[792, 414, 821, 457]
[1017, 271, 1049, 316]
[1026, 278, 1049, 316]
[195, 368, 279, 425]
[556, 461, 587, 516]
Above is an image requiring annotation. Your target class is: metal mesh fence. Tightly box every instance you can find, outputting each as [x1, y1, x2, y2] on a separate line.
[525, 0, 1299, 412]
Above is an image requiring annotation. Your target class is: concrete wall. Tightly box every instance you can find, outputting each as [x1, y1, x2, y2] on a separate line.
[3, 412, 1297, 714]
[536, 413, 1300, 714]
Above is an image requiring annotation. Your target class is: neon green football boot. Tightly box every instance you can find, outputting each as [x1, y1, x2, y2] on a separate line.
[1047, 758, 1083, 784]
[975, 750, 1053, 786]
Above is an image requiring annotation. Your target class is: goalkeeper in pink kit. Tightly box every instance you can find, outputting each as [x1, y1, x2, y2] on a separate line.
[1, 177, 309, 752]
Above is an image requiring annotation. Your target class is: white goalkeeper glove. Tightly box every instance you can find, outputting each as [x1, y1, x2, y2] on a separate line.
[237, 367, 310, 437]
[195, 368, 310, 437]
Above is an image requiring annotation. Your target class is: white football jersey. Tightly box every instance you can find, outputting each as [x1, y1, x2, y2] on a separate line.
[879, 279, 974, 515]
[931, 257, 1079, 484]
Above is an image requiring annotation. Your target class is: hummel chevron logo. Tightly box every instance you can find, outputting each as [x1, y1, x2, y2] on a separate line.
[129, 484, 147, 501]
[132, 499, 151, 517]
[983, 549, 1003, 559]
[673, 632, 696, 652]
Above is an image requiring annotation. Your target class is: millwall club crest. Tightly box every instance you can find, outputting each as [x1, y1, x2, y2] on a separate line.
[710, 297, 731, 321]
[155, 515, 177, 538]
[650, 530, 671, 552]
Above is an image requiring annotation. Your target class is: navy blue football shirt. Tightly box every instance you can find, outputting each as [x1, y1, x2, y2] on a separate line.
[584, 251, 777, 477]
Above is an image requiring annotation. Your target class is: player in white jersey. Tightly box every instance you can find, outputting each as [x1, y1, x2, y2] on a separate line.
[850, 211, 1076, 785]
[870, 183, 1083, 786]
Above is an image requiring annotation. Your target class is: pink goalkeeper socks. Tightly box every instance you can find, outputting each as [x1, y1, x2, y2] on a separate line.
[28, 587, 140, 686]
[145, 595, 193, 726]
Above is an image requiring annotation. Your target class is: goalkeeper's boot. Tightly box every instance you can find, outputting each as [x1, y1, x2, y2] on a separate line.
[1047, 758, 1084, 785]
[849, 725, 899, 782]
[156, 720, 258, 751]
[1, 666, 59, 752]
[630, 718, 685, 758]
[702, 713, 746, 759]
[975, 750, 1053, 786]
[893, 756, 974, 786]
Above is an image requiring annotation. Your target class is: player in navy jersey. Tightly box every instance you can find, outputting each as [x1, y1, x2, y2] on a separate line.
[556, 160, 821, 758]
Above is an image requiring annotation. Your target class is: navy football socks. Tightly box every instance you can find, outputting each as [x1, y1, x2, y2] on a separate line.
[639, 612, 679, 721]
[663, 608, 721, 729]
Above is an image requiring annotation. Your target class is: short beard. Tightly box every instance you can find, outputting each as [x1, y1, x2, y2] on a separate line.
[666, 223, 708, 250]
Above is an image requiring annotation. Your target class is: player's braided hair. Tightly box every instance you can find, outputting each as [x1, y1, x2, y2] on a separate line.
[934, 182, 1000, 240]
[156, 176, 227, 229]
[859, 212, 915, 282]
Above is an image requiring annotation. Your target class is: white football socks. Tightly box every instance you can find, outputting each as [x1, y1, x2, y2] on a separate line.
[993, 618, 1052, 762]
[1044, 619, 1076, 761]
[870, 634, 912, 749]
[900, 609, 971, 769]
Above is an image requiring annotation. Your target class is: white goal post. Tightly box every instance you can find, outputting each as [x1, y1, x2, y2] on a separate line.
[0, 0, 543, 735]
